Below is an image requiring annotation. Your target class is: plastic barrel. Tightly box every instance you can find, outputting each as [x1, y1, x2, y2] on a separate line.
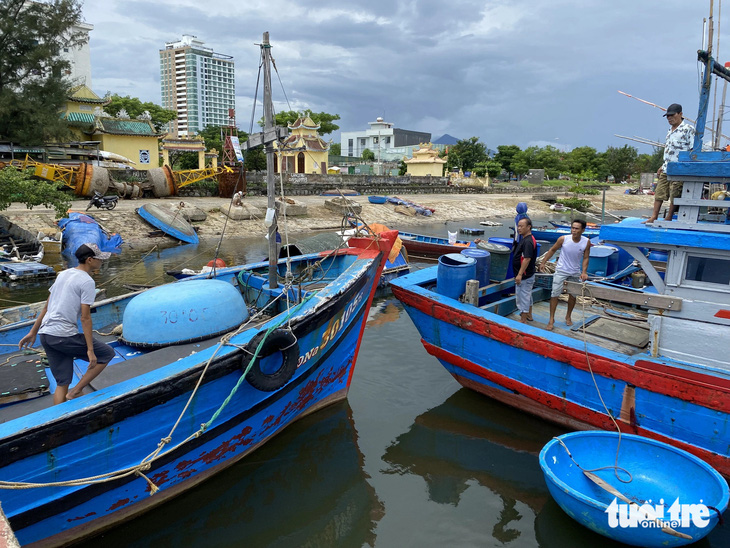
[477, 242, 510, 281]
[603, 246, 619, 275]
[437, 253, 477, 299]
[460, 248, 491, 287]
[488, 237, 515, 278]
[588, 245, 615, 276]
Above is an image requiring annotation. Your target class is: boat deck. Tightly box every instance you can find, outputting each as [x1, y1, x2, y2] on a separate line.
[503, 298, 650, 356]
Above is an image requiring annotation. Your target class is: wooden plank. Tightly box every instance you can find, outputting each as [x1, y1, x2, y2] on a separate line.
[564, 281, 682, 310]
[672, 198, 730, 208]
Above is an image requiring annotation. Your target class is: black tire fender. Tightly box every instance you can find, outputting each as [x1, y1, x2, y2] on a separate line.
[243, 329, 299, 392]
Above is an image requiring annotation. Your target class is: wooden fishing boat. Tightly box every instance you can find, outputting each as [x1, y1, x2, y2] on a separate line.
[0, 217, 45, 263]
[391, 49, 730, 479]
[397, 230, 474, 258]
[540, 431, 729, 546]
[137, 203, 199, 244]
[0, 231, 397, 546]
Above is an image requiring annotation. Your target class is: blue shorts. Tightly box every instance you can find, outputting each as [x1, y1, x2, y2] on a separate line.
[40, 333, 116, 386]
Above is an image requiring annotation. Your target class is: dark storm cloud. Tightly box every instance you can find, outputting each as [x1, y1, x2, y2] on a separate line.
[82, 1, 721, 151]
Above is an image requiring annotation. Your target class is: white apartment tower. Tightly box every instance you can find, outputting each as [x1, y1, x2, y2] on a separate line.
[160, 35, 235, 136]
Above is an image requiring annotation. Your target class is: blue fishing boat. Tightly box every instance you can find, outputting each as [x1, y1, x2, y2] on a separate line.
[532, 225, 600, 243]
[540, 431, 729, 546]
[0, 231, 397, 546]
[367, 195, 387, 204]
[137, 203, 199, 244]
[390, 46, 730, 479]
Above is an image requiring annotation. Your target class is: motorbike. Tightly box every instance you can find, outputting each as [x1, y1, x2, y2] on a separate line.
[86, 191, 119, 211]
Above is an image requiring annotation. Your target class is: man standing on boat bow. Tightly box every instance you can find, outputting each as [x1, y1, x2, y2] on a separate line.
[18, 243, 116, 405]
[539, 219, 591, 330]
[645, 103, 694, 223]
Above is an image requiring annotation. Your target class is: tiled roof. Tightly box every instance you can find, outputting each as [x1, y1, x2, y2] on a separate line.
[62, 112, 96, 125]
[288, 116, 319, 130]
[94, 118, 164, 137]
[67, 85, 109, 104]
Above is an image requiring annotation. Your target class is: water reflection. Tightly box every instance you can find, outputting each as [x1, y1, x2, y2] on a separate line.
[79, 402, 384, 548]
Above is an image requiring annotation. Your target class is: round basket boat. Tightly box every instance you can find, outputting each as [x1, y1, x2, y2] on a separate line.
[121, 279, 249, 348]
[539, 431, 729, 547]
[367, 195, 387, 204]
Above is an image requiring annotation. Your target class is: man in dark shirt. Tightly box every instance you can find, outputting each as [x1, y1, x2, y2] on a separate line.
[512, 218, 536, 323]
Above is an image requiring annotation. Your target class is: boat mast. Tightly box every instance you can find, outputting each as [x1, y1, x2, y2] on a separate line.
[262, 32, 278, 289]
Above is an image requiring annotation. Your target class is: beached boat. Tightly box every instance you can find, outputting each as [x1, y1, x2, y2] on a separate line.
[398, 230, 475, 258]
[137, 203, 199, 244]
[391, 48, 730, 478]
[0, 217, 45, 263]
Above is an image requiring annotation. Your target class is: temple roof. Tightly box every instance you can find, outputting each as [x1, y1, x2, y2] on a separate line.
[160, 136, 206, 151]
[62, 111, 96, 127]
[404, 143, 446, 164]
[288, 116, 320, 131]
[92, 118, 164, 137]
[67, 85, 109, 105]
[278, 134, 329, 153]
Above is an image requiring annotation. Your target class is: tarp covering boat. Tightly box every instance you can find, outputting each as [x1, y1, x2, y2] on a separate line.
[58, 212, 122, 266]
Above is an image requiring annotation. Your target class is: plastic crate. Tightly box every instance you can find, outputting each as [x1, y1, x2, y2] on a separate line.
[534, 273, 553, 290]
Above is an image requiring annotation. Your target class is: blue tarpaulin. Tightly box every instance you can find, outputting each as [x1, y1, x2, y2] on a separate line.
[59, 212, 122, 266]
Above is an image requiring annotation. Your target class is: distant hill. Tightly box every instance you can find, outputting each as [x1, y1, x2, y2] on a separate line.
[432, 134, 459, 145]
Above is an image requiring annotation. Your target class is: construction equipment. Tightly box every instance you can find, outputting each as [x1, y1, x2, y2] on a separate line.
[0, 155, 110, 197]
[146, 165, 233, 197]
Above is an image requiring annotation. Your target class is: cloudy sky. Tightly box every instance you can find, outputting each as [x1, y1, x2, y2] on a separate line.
[81, 1, 725, 153]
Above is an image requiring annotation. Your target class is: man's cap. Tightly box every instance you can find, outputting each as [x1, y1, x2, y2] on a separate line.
[75, 243, 111, 262]
[663, 103, 682, 116]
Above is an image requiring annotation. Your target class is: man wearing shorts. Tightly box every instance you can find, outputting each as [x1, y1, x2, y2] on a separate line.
[19, 243, 115, 404]
[538, 220, 591, 330]
[512, 218, 537, 323]
[645, 103, 694, 223]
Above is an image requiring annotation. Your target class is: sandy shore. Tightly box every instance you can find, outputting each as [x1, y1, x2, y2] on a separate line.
[4, 188, 654, 245]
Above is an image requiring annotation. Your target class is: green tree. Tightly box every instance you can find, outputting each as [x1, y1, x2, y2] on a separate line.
[565, 146, 599, 176]
[0, 167, 71, 217]
[259, 109, 341, 135]
[329, 142, 341, 156]
[362, 148, 375, 161]
[104, 94, 177, 133]
[398, 159, 408, 176]
[494, 145, 521, 179]
[602, 145, 638, 182]
[533, 145, 564, 179]
[445, 137, 489, 172]
[485, 160, 503, 178]
[0, 0, 85, 144]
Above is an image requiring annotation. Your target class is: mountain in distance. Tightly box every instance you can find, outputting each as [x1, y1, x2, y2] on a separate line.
[432, 134, 459, 145]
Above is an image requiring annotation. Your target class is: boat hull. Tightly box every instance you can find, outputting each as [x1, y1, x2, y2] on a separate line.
[398, 231, 473, 258]
[390, 268, 730, 477]
[0, 236, 395, 546]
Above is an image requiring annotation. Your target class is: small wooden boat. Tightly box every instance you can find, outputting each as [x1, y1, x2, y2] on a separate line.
[540, 431, 729, 547]
[479, 220, 502, 227]
[459, 227, 484, 235]
[367, 196, 387, 204]
[137, 203, 199, 244]
[549, 220, 601, 230]
[0, 217, 45, 263]
[532, 226, 600, 243]
[397, 231, 474, 258]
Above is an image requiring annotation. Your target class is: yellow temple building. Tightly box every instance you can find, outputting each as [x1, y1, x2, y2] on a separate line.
[404, 143, 447, 177]
[274, 116, 330, 174]
[61, 85, 165, 170]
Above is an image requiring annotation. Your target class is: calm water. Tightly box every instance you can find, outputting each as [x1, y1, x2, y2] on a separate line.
[10, 211, 729, 547]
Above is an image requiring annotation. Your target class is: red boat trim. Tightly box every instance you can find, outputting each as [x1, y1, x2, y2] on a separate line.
[391, 286, 730, 414]
[716, 309, 730, 320]
[423, 340, 730, 475]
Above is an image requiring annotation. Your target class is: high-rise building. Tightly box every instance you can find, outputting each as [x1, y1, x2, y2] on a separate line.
[59, 21, 94, 88]
[159, 35, 235, 137]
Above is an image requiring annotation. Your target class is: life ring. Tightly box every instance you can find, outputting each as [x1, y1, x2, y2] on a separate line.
[243, 329, 299, 392]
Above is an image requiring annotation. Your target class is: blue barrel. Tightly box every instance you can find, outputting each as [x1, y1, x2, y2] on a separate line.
[437, 253, 477, 299]
[648, 250, 668, 262]
[588, 245, 615, 276]
[489, 237, 515, 278]
[460, 248, 491, 287]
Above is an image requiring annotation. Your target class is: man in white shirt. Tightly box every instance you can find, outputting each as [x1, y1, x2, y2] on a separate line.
[538, 220, 591, 330]
[19, 243, 116, 404]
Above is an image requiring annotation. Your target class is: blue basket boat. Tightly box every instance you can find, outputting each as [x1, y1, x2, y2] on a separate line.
[367, 196, 387, 204]
[540, 431, 729, 547]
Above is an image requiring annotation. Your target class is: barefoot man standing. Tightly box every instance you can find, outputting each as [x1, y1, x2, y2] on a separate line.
[19, 243, 115, 405]
[538, 219, 591, 330]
